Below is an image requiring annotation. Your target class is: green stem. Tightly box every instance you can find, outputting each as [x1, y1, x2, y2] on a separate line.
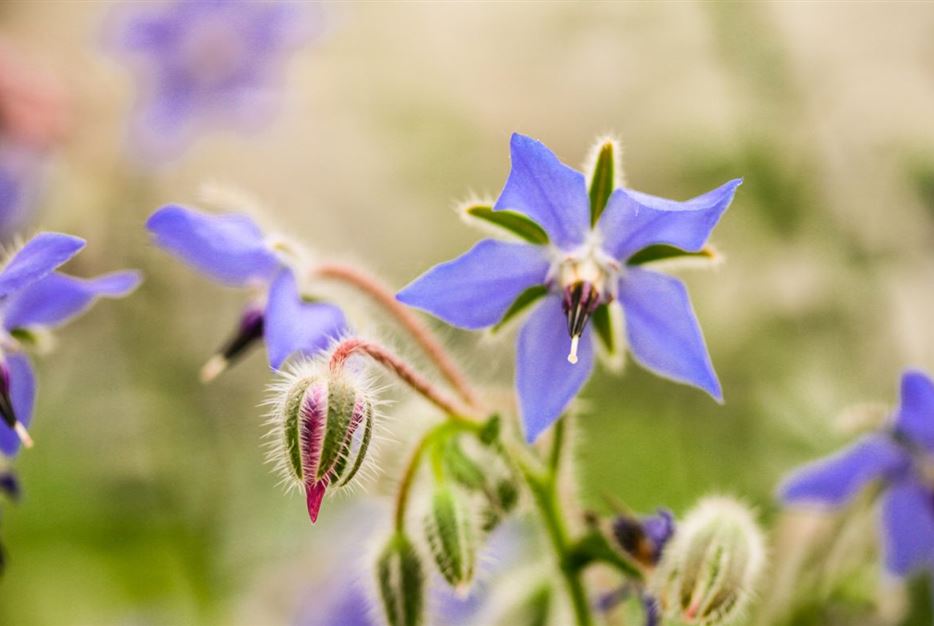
[515, 417, 594, 626]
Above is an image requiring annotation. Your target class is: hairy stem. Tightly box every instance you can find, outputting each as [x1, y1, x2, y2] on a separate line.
[515, 417, 594, 626]
[312, 263, 482, 409]
[329, 338, 481, 423]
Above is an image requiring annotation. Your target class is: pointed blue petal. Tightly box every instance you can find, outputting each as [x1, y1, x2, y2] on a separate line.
[0, 233, 85, 297]
[618, 268, 721, 400]
[397, 239, 549, 330]
[0, 353, 35, 456]
[881, 478, 934, 576]
[493, 133, 591, 250]
[264, 270, 346, 369]
[779, 434, 908, 506]
[599, 179, 741, 262]
[894, 370, 934, 451]
[516, 296, 595, 441]
[146, 205, 280, 286]
[2, 271, 142, 331]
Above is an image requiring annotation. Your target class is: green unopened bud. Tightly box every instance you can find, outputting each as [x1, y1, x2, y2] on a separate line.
[377, 532, 425, 626]
[649, 497, 766, 626]
[424, 486, 476, 590]
[268, 364, 376, 524]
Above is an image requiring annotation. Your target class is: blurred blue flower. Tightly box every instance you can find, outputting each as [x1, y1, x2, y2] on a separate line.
[147, 204, 346, 378]
[398, 133, 739, 440]
[0, 232, 141, 455]
[110, 0, 314, 161]
[780, 370, 934, 577]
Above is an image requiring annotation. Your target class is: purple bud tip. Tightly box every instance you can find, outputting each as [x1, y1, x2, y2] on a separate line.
[305, 477, 329, 524]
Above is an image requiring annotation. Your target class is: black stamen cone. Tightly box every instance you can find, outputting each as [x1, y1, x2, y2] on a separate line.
[218, 308, 264, 364]
[562, 282, 600, 338]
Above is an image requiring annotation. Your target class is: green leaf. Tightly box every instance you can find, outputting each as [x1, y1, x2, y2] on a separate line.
[464, 205, 549, 245]
[627, 244, 717, 266]
[591, 304, 616, 356]
[589, 141, 617, 225]
[492, 285, 548, 333]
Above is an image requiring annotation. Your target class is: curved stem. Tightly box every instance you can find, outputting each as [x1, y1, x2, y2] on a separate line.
[312, 263, 482, 409]
[329, 338, 481, 423]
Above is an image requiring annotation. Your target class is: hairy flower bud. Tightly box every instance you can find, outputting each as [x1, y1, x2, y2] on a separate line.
[649, 497, 766, 626]
[424, 485, 477, 590]
[377, 532, 425, 626]
[268, 364, 375, 524]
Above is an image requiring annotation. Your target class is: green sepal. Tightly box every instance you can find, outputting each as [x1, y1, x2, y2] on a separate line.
[424, 486, 476, 588]
[492, 285, 548, 333]
[463, 204, 549, 245]
[478, 414, 501, 446]
[282, 379, 315, 483]
[443, 440, 487, 492]
[591, 303, 616, 357]
[316, 381, 357, 481]
[627, 244, 717, 266]
[589, 141, 617, 225]
[377, 532, 425, 626]
[335, 399, 374, 487]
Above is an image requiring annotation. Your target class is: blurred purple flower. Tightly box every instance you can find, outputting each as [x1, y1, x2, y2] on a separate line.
[0, 232, 141, 456]
[398, 133, 739, 440]
[780, 370, 934, 577]
[0, 40, 70, 238]
[146, 204, 346, 378]
[109, 0, 315, 162]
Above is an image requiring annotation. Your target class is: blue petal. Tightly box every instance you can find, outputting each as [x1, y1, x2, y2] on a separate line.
[516, 296, 595, 442]
[147, 205, 280, 286]
[881, 478, 934, 576]
[0, 353, 35, 456]
[2, 271, 142, 331]
[264, 270, 346, 369]
[779, 434, 908, 506]
[617, 268, 721, 400]
[493, 133, 591, 250]
[397, 239, 550, 330]
[598, 179, 741, 262]
[894, 370, 934, 451]
[0, 232, 85, 297]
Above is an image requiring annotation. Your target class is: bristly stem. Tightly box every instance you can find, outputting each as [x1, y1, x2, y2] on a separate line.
[329, 337, 481, 424]
[312, 263, 482, 410]
[516, 415, 594, 626]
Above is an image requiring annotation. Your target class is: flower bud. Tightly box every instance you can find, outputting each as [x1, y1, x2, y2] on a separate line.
[377, 532, 425, 626]
[424, 485, 476, 590]
[649, 497, 766, 626]
[269, 365, 375, 524]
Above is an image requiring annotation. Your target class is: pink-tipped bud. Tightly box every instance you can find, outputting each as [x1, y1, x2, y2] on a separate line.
[270, 365, 375, 525]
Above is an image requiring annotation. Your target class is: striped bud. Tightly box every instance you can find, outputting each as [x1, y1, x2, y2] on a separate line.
[649, 497, 766, 626]
[377, 532, 425, 626]
[424, 486, 476, 590]
[270, 366, 375, 524]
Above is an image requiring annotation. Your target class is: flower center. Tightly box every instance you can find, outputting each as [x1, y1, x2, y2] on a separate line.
[549, 237, 620, 364]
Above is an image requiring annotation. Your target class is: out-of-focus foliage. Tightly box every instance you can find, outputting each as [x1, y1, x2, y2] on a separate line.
[0, 2, 933, 624]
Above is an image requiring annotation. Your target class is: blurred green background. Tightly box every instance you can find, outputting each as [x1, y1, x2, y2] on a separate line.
[2, 1, 934, 624]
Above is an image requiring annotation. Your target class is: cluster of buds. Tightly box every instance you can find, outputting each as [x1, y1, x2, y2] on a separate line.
[648, 497, 766, 626]
[268, 361, 376, 524]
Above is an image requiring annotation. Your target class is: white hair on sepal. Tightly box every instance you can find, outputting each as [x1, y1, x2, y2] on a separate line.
[593, 300, 627, 374]
[455, 195, 544, 244]
[638, 244, 725, 273]
[582, 133, 626, 190]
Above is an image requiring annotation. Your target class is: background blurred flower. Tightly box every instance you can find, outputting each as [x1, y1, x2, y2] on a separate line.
[780, 370, 934, 577]
[0, 39, 70, 239]
[108, 0, 315, 163]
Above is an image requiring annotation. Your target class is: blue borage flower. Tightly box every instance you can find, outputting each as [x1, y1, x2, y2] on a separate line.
[109, 0, 313, 161]
[0, 232, 141, 455]
[780, 370, 934, 577]
[398, 133, 740, 440]
[146, 204, 347, 379]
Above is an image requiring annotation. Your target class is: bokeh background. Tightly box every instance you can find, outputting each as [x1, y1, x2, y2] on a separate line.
[2, 2, 934, 625]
